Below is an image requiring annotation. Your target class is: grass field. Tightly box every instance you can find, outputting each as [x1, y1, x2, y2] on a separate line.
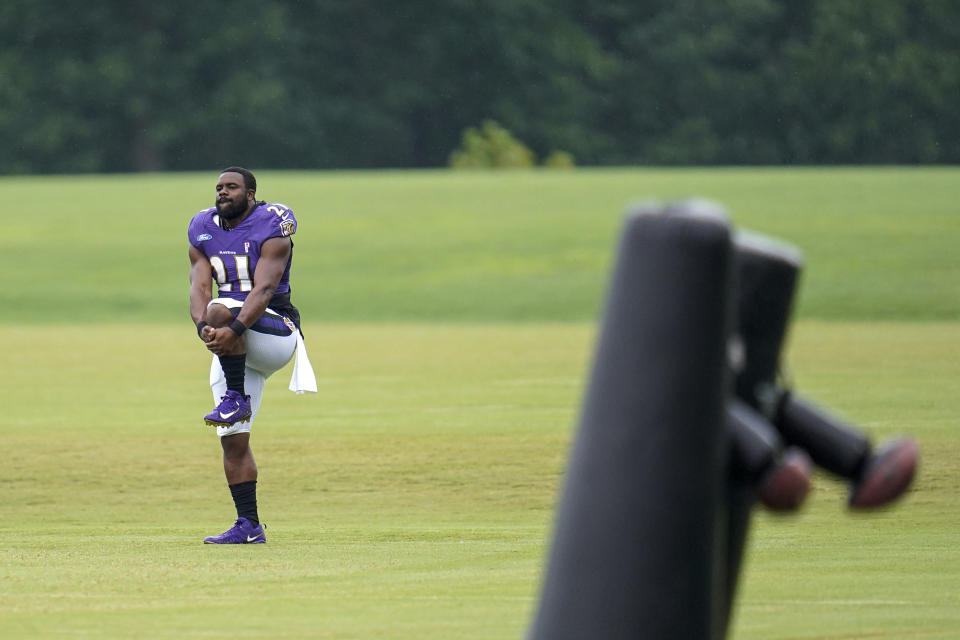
[1, 167, 958, 638]
[3, 166, 958, 323]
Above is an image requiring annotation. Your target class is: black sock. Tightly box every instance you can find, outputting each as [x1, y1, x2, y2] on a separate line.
[219, 354, 246, 395]
[229, 480, 259, 526]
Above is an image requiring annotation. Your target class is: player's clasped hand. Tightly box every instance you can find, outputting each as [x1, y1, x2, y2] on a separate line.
[204, 327, 240, 356]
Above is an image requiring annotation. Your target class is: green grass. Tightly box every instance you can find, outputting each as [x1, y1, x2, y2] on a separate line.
[1, 323, 578, 639]
[1, 167, 958, 637]
[1, 167, 958, 322]
[1, 321, 958, 638]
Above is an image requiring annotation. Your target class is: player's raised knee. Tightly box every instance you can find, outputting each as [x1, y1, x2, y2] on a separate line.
[206, 302, 234, 328]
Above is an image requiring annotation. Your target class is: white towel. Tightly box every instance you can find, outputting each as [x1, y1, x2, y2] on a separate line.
[288, 331, 318, 394]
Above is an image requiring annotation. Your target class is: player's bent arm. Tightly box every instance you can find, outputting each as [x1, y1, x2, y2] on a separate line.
[235, 236, 292, 329]
[188, 245, 214, 326]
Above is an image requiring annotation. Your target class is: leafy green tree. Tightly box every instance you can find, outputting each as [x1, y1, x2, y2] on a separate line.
[449, 121, 535, 168]
[777, 0, 960, 162]
[0, 1, 299, 172]
[1, 0, 958, 172]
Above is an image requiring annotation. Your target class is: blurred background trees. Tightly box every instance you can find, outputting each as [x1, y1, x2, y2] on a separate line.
[1, 0, 957, 173]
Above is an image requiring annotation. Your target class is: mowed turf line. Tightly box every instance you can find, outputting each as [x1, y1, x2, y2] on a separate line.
[1, 321, 958, 638]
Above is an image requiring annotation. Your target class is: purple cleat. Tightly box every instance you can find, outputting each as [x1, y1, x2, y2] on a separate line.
[204, 390, 252, 427]
[203, 517, 266, 544]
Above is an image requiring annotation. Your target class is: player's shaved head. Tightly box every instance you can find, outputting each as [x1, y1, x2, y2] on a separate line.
[220, 166, 257, 194]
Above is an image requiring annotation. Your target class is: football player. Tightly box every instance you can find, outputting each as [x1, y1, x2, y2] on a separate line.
[188, 167, 315, 544]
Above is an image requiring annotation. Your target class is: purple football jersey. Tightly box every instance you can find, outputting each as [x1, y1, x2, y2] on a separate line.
[188, 202, 297, 301]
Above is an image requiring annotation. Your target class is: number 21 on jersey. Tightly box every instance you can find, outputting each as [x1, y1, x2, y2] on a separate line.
[209, 255, 252, 292]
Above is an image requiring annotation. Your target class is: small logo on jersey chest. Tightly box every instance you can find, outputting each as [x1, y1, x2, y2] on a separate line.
[244, 242, 250, 253]
[196, 233, 213, 242]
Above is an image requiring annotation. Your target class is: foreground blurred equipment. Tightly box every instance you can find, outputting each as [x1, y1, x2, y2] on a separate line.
[527, 202, 736, 639]
[527, 201, 919, 640]
[727, 399, 812, 513]
[775, 393, 919, 508]
[719, 231, 808, 636]
[718, 230, 919, 635]
[731, 231, 918, 512]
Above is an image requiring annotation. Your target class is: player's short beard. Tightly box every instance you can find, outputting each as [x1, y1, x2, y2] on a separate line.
[216, 195, 248, 221]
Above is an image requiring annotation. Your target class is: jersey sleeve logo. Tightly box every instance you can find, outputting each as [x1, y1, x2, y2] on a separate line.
[280, 220, 296, 236]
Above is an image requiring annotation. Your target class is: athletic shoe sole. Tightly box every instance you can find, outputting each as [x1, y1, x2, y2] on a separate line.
[204, 414, 252, 427]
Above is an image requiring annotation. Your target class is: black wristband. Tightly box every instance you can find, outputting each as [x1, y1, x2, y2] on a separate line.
[228, 318, 247, 337]
[196, 321, 208, 338]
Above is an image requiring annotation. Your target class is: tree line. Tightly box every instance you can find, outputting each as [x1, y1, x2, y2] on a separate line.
[1, 0, 957, 174]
